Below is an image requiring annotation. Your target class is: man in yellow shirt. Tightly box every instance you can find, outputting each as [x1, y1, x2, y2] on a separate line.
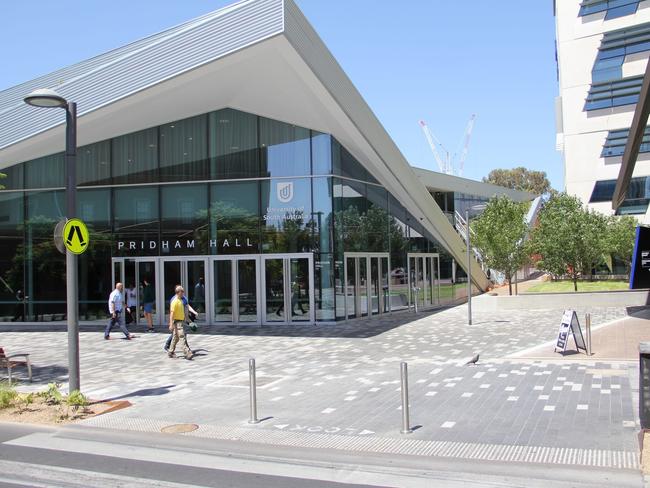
[168, 285, 193, 360]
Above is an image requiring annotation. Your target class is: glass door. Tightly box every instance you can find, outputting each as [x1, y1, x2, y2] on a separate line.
[370, 257, 380, 315]
[265, 258, 285, 323]
[345, 256, 357, 319]
[381, 256, 389, 313]
[210, 257, 260, 325]
[237, 259, 259, 323]
[213, 259, 233, 323]
[162, 261, 182, 317]
[262, 254, 314, 325]
[344, 253, 390, 319]
[408, 253, 441, 311]
[289, 257, 310, 322]
[186, 260, 207, 325]
[138, 261, 158, 328]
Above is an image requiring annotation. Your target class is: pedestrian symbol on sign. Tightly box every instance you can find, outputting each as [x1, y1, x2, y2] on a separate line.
[61, 218, 90, 254]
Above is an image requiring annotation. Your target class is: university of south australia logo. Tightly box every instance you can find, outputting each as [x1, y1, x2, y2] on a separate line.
[276, 181, 294, 203]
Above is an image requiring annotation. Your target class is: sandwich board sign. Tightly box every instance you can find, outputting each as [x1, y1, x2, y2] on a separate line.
[554, 309, 587, 354]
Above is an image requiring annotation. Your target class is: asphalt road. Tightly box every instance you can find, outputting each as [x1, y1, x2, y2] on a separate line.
[0, 423, 384, 488]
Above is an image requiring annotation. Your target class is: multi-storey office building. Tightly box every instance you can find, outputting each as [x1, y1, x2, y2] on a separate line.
[555, 0, 650, 220]
[0, 0, 495, 327]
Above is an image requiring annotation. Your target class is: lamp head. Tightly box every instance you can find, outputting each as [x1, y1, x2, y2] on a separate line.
[24, 88, 68, 108]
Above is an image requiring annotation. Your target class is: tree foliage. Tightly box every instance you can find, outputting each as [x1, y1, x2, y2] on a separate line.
[483, 167, 551, 195]
[471, 195, 528, 295]
[605, 215, 637, 273]
[530, 193, 608, 291]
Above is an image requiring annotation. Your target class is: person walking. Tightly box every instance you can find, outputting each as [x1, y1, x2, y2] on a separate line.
[168, 285, 193, 360]
[12, 289, 25, 322]
[105, 283, 134, 340]
[142, 278, 155, 332]
[164, 286, 198, 353]
[193, 277, 205, 313]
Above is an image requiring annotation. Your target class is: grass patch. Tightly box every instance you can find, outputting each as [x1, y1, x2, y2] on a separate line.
[524, 280, 629, 293]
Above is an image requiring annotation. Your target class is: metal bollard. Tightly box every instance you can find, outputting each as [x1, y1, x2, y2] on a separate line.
[248, 358, 260, 424]
[586, 313, 592, 356]
[400, 362, 413, 434]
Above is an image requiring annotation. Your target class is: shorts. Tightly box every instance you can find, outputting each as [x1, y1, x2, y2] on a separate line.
[143, 302, 154, 313]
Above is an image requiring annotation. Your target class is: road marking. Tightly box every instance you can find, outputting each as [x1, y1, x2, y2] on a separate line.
[0, 459, 207, 488]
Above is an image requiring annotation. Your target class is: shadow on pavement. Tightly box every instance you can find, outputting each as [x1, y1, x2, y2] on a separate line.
[0, 307, 454, 339]
[102, 384, 176, 402]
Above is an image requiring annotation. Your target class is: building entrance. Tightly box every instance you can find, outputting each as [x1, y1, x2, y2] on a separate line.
[112, 253, 314, 326]
[407, 253, 441, 310]
[343, 253, 390, 319]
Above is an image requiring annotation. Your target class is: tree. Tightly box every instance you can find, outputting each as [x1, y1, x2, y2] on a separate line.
[471, 195, 528, 295]
[529, 193, 607, 291]
[483, 167, 551, 195]
[605, 215, 637, 275]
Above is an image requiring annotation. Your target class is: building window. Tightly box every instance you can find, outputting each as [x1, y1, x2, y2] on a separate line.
[311, 131, 332, 175]
[332, 139, 379, 184]
[209, 180, 260, 254]
[0, 164, 24, 191]
[159, 114, 209, 182]
[259, 117, 311, 178]
[112, 128, 158, 185]
[579, 0, 640, 19]
[590, 177, 650, 214]
[592, 22, 650, 83]
[25, 153, 64, 189]
[601, 126, 650, 157]
[584, 75, 644, 111]
[78, 141, 111, 186]
[161, 184, 208, 254]
[209, 109, 259, 179]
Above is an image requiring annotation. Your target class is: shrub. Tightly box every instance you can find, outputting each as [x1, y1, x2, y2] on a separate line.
[0, 382, 17, 409]
[41, 383, 63, 405]
[18, 393, 34, 413]
[62, 390, 89, 419]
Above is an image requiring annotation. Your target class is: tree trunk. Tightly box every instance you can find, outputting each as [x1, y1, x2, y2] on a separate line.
[507, 271, 512, 296]
[573, 274, 578, 292]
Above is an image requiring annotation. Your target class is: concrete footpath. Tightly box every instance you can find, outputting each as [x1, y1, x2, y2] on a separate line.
[0, 304, 645, 486]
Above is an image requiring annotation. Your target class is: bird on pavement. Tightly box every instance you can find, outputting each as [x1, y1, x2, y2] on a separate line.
[465, 354, 480, 366]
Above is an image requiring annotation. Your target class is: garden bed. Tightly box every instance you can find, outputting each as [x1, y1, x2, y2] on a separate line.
[0, 383, 130, 425]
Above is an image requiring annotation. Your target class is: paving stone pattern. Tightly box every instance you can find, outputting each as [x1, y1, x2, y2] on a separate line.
[0, 305, 638, 458]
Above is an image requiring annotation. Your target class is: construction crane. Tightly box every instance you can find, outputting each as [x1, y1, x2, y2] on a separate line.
[457, 114, 476, 177]
[419, 120, 450, 174]
[419, 114, 477, 177]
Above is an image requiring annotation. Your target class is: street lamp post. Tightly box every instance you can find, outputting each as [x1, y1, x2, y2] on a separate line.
[465, 204, 486, 326]
[24, 89, 80, 392]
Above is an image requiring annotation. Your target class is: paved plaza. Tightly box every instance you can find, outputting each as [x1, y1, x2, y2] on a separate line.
[0, 305, 642, 473]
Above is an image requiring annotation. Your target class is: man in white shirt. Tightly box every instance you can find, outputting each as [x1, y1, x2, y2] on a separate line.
[104, 282, 134, 340]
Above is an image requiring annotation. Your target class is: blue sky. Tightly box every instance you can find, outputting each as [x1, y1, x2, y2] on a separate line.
[0, 1, 562, 189]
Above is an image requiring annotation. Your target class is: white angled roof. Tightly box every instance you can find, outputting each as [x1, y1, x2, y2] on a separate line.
[0, 0, 489, 289]
[414, 167, 537, 202]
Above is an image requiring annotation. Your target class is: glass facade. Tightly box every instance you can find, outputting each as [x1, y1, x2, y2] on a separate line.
[579, 0, 640, 19]
[0, 108, 466, 323]
[601, 126, 650, 157]
[589, 176, 650, 215]
[585, 75, 644, 111]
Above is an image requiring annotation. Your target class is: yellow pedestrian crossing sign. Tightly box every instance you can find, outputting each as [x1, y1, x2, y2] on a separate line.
[62, 218, 90, 254]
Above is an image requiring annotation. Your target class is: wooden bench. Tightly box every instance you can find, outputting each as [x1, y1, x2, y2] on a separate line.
[0, 347, 32, 383]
